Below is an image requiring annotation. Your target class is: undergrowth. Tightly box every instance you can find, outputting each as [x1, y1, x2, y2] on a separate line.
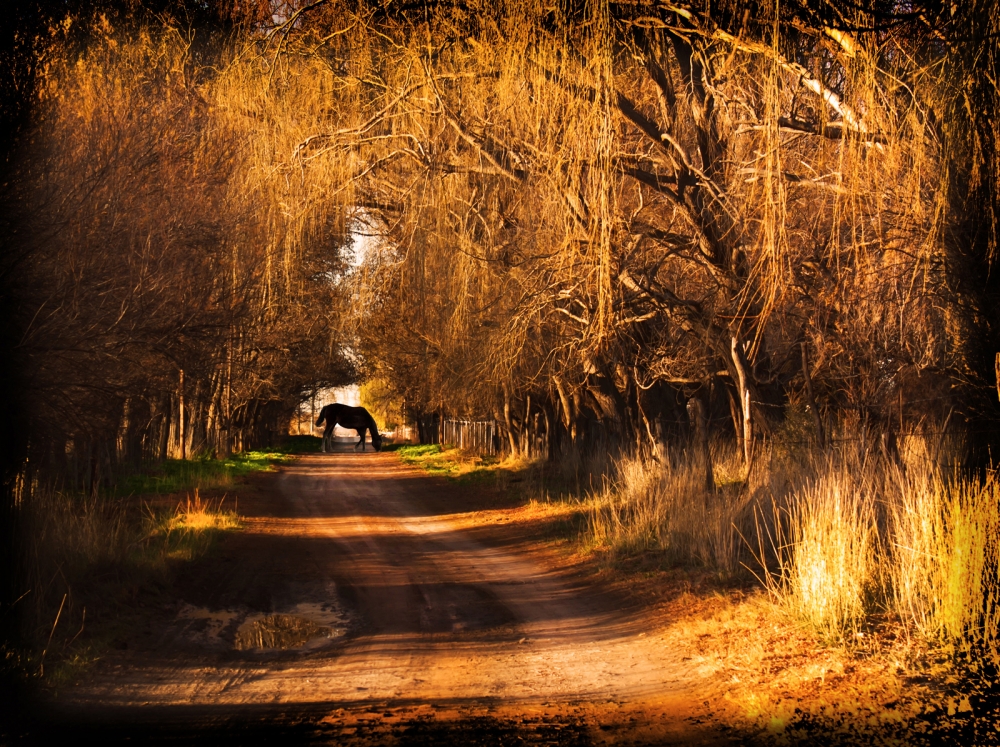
[12, 443, 303, 689]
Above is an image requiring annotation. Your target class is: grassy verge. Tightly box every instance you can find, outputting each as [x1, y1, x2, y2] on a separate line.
[583, 437, 1000, 653]
[392, 443, 594, 497]
[17, 443, 310, 690]
[114, 435, 321, 496]
[28, 490, 242, 689]
[393, 444, 501, 480]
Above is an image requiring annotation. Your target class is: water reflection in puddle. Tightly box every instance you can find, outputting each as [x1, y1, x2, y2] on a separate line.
[234, 613, 330, 650]
[176, 594, 349, 652]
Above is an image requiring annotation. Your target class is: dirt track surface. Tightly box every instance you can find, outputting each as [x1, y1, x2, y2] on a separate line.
[46, 450, 740, 744]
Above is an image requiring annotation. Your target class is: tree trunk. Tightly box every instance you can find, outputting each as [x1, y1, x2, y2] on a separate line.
[522, 395, 532, 458]
[178, 368, 186, 461]
[503, 388, 519, 455]
[687, 393, 715, 494]
[727, 384, 743, 458]
[553, 376, 573, 429]
[731, 337, 753, 469]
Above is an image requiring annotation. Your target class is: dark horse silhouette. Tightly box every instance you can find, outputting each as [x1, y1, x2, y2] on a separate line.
[315, 403, 382, 452]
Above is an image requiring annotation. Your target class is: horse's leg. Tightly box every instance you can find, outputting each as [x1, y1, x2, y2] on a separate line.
[356, 428, 365, 451]
[324, 425, 335, 453]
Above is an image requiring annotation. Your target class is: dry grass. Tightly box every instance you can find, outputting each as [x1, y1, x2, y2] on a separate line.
[21, 484, 242, 680]
[769, 462, 879, 640]
[162, 491, 241, 534]
[586, 437, 1000, 661]
[584, 445, 753, 574]
[154, 490, 242, 561]
[888, 467, 1000, 656]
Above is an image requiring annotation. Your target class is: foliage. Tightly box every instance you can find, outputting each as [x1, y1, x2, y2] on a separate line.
[15, 20, 355, 498]
[359, 378, 405, 431]
[259, 0, 1000, 465]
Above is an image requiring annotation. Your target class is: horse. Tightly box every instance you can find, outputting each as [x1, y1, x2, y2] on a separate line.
[315, 403, 383, 452]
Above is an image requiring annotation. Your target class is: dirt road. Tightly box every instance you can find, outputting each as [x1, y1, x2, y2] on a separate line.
[48, 450, 740, 744]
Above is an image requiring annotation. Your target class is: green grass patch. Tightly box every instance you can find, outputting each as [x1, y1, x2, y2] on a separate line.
[395, 444, 476, 478]
[113, 435, 322, 497]
[395, 443, 443, 458]
[394, 444, 604, 513]
[396, 443, 521, 486]
[115, 449, 297, 496]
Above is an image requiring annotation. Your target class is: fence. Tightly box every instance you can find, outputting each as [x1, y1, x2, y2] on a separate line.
[441, 419, 500, 456]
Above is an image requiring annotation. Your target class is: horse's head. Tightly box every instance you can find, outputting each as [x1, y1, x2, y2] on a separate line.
[372, 431, 383, 451]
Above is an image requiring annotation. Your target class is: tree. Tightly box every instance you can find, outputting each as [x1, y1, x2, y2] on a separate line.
[260, 1, 995, 461]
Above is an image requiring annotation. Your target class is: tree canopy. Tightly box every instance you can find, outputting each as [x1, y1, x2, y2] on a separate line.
[3, 0, 999, 482]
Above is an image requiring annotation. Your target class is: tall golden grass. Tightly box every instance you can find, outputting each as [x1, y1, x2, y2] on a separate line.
[767, 455, 879, 639]
[586, 443, 753, 573]
[889, 466, 1000, 655]
[588, 436, 1000, 654]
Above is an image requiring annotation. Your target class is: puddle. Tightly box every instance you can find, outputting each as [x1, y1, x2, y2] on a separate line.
[174, 586, 350, 652]
[175, 604, 242, 647]
[233, 600, 350, 651]
[234, 613, 330, 650]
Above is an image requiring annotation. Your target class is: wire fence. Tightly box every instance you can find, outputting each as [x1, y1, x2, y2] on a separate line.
[441, 419, 501, 456]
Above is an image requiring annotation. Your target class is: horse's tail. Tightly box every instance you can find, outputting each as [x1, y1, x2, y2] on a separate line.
[315, 405, 328, 427]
